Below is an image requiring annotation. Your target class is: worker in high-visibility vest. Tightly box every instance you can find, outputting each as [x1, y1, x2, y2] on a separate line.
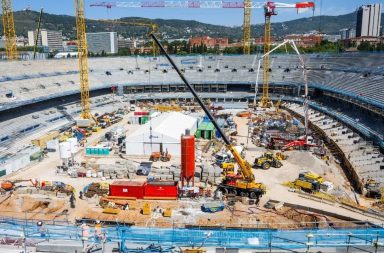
[94, 220, 102, 242]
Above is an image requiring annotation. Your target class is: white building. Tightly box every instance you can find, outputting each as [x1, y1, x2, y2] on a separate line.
[28, 29, 63, 52]
[86, 32, 118, 54]
[356, 3, 382, 37]
[125, 112, 198, 156]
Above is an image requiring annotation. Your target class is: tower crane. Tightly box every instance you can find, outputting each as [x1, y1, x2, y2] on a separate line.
[260, 1, 314, 108]
[74, 0, 92, 120]
[91, 1, 313, 57]
[1, 0, 17, 60]
[98, 19, 159, 55]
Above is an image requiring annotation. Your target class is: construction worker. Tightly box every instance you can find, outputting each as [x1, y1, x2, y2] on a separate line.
[94, 220, 102, 243]
[80, 222, 90, 251]
[37, 221, 46, 237]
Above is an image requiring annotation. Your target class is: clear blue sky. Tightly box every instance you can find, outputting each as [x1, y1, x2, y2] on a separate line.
[12, 1, 379, 26]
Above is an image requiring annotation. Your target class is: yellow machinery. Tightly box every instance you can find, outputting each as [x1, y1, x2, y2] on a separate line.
[253, 152, 282, 170]
[221, 162, 235, 175]
[151, 34, 266, 201]
[153, 104, 182, 112]
[293, 171, 323, 192]
[74, 0, 92, 120]
[141, 202, 151, 215]
[99, 19, 159, 56]
[182, 249, 206, 253]
[162, 208, 172, 217]
[1, 0, 17, 60]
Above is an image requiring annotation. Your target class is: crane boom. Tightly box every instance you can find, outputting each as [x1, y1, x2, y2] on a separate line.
[97, 19, 159, 55]
[150, 33, 258, 185]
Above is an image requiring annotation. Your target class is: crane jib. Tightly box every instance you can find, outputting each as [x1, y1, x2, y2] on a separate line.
[150, 33, 231, 146]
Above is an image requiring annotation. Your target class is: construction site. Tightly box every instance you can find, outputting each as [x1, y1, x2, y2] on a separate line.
[0, 0, 384, 253]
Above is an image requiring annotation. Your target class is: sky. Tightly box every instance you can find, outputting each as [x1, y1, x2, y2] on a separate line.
[12, 0, 380, 26]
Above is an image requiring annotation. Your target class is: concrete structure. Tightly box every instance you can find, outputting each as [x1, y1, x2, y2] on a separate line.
[86, 32, 118, 54]
[356, 3, 382, 37]
[28, 29, 63, 52]
[339, 28, 356, 40]
[189, 36, 228, 49]
[125, 112, 198, 156]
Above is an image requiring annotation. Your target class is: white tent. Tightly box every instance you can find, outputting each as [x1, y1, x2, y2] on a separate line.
[125, 112, 198, 156]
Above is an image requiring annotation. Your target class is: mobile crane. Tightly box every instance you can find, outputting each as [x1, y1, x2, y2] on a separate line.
[150, 34, 266, 201]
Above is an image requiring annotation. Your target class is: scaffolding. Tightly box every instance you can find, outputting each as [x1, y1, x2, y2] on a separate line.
[0, 217, 382, 252]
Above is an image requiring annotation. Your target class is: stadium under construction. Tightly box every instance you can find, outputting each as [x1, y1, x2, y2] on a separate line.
[0, 1, 384, 253]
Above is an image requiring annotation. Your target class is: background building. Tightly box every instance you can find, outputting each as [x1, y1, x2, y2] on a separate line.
[28, 29, 63, 52]
[284, 34, 323, 48]
[86, 32, 118, 54]
[118, 38, 137, 50]
[356, 3, 382, 37]
[189, 36, 228, 49]
[339, 28, 356, 40]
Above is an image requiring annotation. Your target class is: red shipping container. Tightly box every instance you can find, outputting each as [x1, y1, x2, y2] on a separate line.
[144, 182, 178, 199]
[109, 181, 145, 199]
[134, 111, 149, 116]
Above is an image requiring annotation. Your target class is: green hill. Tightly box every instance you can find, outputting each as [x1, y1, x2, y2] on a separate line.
[1, 10, 382, 40]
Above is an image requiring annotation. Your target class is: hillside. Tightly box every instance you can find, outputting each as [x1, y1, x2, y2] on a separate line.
[1, 10, 382, 40]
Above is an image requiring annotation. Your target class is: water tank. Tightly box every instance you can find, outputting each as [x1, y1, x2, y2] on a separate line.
[68, 138, 79, 154]
[59, 142, 71, 159]
[181, 129, 195, 186]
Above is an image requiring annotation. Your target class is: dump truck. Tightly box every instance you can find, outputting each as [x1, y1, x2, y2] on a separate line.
[254, 152, 283, 170]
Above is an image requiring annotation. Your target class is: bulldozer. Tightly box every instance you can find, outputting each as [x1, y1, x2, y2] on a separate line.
[254, 152, 283, 170]
[149, 151, 171, 162]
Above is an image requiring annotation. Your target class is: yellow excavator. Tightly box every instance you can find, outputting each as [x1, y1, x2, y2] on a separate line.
[151, 34, 266, 201]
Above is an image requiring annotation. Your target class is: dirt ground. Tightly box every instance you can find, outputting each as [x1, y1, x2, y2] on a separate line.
[0, 108, 381, 227]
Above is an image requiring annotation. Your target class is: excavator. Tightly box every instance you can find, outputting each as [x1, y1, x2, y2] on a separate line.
[151, 34, 266, 201]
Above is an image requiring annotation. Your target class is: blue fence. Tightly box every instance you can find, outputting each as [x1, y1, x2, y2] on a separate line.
[0, 218, 383, 252]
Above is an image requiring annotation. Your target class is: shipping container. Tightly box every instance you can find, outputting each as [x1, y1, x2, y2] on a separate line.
[31, 131, 60, 148]
[144, 181, 178, 199]
[109, 181, 145, 199]
[134, 111, 149, 116]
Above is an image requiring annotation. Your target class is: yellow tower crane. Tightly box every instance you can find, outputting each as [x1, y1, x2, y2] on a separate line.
[98, 19, 159, 56]
[242, 0, 252, 55]
[74, 0, 92, 120]
[1, 0, 17, 60]
[260, 1, 315, 108]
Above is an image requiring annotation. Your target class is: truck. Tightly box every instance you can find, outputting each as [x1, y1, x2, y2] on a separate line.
[215, 145, 244, 165]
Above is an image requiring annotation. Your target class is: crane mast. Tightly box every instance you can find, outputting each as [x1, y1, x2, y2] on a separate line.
[260, 1, 314, 108]
[242, 0, 252, 54]
[74, 0, 92, 120]
[1, 0, 17, 60]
